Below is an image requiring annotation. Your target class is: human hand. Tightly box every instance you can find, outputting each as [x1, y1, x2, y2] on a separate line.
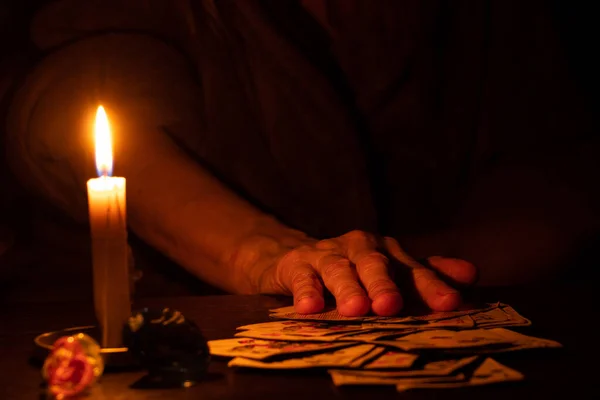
[256, 230, 477, 317]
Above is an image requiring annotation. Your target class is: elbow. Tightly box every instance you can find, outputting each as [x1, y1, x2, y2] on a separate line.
[5, 69, 91, 223]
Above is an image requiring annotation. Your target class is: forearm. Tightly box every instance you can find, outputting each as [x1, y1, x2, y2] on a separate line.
[123, 130, 310, 293]
[5, 33, 309, 293]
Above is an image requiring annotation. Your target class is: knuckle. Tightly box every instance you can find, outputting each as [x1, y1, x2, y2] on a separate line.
[291, 272, 321, 292]
[345, 230, 374, 244]
[383, 236, 399, 247]
[366, 278, 397, 295]
[295, 245, 314, 254]
[290, 270, 316, 286]
[334, 281, 364, 298]
[322, 258, 352, 277]
[315, 239, 338, 250]
[280, 247, 309, 265]
[357, 252, 389, 268]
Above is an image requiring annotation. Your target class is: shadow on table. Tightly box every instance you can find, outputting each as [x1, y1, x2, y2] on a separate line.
[130, 371, 224, 389]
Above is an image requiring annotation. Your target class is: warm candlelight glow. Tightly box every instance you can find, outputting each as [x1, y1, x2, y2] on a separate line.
[87, 104, 130, 348]
[94, 105, 113, 177]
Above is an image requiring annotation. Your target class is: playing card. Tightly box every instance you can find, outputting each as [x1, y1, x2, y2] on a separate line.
[470, 305, 531, 328]
[269, 306, 375, 322]
[500, 305, 532, 326]
[361, 349, 419, 369]
[362, 315, 475, 330]
[347, 346, 388, 368]
[236, 321, 365, 336]
[375, 303, 501, 324]
[234, 329, 368, 342]
[269, 303, 500, 323]
[208, 338, 355, 360]
[227, 344, 376, 369]
[396, 357, 524, 391]
[375, 329, 511, 351]
[472, 305, 531, 328]
[353, 356, 479, 377]
[336, 329, 419, 342]
[330, 372, 467, 386]
[460, 328, 561, 353]
[223, 301, 554, 392]
[470, 307, 512, 325]
[328, 356, 478, 385]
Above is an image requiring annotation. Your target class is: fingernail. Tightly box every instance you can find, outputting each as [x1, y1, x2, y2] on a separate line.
[295, 296, 324, 313]
[372, 293, 403, 317]
[338, 296, 370, 317]
[296, 296, 315, 304]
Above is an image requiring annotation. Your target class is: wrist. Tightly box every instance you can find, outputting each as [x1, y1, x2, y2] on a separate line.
[225, 217, 314, 294]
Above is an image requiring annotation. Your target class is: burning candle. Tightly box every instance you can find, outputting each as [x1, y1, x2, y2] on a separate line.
[87, 105, 131, 348]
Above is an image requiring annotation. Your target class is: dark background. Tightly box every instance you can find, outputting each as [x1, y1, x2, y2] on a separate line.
[0, 1, 598, 295]
[3, 1, 597, 114]
[1, 0, 598, 206]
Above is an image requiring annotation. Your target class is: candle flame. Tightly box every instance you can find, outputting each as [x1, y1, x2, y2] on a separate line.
[94, 105, 113, 177]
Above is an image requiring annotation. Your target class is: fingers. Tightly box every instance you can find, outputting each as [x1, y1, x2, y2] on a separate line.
[411, 267, 461, 311]
[427, 256, 478, 286]
[382, 237, 424, 269]
[290, 264, 325, 314]
[384, 237, 461, 311]
[343, 232, 403, 317]
[314, 253, 370, 317]
[277, 252, 325, 314]
[278, 232, 472, 317]
[354, 252, 403, 316]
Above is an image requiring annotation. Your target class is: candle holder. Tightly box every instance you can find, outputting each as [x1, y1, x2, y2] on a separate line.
[33, 262, 142, 368]
[34, 253, 142, 366]
[34, 326, 134, 367]
[33, 106, 135, 368]
[34, 306, 212, 387]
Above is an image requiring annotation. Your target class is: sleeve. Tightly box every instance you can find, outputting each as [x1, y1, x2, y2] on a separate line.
[29, 0, 195, 50]
[5, 30, 204, 223]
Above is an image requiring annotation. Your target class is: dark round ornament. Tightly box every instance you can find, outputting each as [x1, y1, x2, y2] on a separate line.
[123, 308, 210, 386]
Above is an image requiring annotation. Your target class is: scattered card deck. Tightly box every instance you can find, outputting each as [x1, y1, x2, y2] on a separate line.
[208, 302, 561, 392]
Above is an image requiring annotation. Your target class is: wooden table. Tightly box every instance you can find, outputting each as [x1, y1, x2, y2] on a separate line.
[0, 283, 597, 399]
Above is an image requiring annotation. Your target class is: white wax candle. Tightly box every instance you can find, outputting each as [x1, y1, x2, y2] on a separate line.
[87, 106, 131, 348]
